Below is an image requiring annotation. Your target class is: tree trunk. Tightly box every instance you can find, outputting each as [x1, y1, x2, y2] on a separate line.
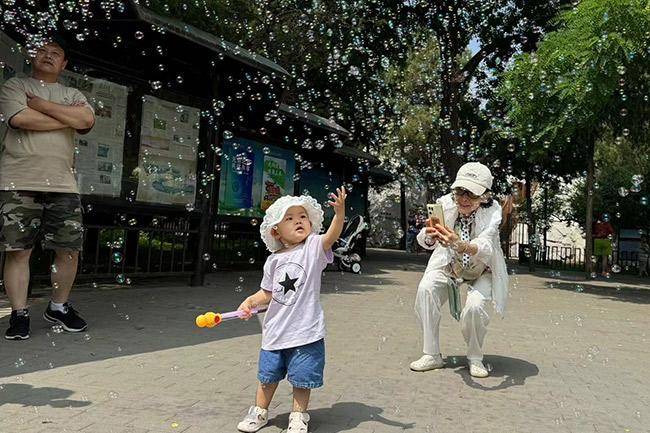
[584, 138, 596, 278]
[438, 4, 464, 184]
[439, 78, 464, 181]
[525, 172, 536, 272]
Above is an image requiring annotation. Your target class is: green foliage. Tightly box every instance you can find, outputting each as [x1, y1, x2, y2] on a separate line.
[498, 0, 650, 177]
[490, 0, 650, 269]
[380, 38, 442, 188]
[147, 0, 429, 149]
[565, 136, 650, 230]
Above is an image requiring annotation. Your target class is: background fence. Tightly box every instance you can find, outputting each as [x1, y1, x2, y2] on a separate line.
[507, 222, 646, 274]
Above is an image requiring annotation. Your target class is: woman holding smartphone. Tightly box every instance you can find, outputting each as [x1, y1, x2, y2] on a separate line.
[410, 162, 508, 378]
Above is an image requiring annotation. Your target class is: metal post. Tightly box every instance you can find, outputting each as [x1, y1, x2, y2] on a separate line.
[543, 186, 548, 265]
[400, 179, 407, 250]
[525, 172, 536, 272]
[191, 69, 221, 286]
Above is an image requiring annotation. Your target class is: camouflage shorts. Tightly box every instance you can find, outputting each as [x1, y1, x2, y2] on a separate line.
[0, 191, 84, 251]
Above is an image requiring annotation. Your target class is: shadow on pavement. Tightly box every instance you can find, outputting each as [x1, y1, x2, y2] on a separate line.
[0, 248, 421, 379]
[0, 383, 92, 408]
[541, 281, 650, 304]
[449, 355, 539, 391]
[0, 271, 273, 379]
[270, 401, 415, 432]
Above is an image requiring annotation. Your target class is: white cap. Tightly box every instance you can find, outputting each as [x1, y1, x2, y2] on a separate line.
[259, 195, 324, 252]
[450, 162, 493, 196]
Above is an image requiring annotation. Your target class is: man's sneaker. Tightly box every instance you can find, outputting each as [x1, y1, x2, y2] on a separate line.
[468, 359, 489, 378]
[409, 354, 444, 372]
[5, 310, 30, 340]
[43, 302, 87, 332]
[237, 406, 268, 432]
[288, 411, 310, 433]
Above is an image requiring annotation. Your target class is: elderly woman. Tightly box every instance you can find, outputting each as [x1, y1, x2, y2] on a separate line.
[410, 162, 508, 378]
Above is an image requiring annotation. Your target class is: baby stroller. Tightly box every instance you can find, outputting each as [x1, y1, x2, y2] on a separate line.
[333, 215, 366, 274]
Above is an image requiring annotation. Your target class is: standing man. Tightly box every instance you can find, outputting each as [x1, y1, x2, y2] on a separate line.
[0, 37, 95, 340]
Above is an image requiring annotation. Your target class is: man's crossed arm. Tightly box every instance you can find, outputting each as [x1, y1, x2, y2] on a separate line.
[9, 93, 94, 132]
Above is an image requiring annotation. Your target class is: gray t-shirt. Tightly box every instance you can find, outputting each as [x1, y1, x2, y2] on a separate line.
[0, 77, 95, 193]
[260, 234, 334, 351]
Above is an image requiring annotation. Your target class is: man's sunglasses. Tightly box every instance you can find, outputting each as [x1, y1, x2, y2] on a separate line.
[452, 188, 481, 200]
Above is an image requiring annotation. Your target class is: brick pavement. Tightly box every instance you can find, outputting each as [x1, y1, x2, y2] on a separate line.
[1, 249, 649, 433]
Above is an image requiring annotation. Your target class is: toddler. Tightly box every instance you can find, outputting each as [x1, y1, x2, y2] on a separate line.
[236, 188, 347, 433]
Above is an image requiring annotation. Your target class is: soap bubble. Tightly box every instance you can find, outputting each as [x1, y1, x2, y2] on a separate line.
[112, 252, 123, 264]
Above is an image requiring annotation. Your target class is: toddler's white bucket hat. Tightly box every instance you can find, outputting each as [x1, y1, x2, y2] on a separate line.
[260, 195, 325, 252]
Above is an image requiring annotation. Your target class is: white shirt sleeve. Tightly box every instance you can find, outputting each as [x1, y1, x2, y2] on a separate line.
[260, 257, 274, 292]
[471, 202, 503, 265]
[416, 227, 437, 250]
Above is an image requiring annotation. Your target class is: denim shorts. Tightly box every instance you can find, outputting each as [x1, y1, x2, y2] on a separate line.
[258, 339, 325, 389]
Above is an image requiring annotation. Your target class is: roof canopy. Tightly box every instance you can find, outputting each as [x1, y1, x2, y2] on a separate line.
[128, 0, 290, 78]
[333, 145, 380, 166]
[279, 103, 351, 138]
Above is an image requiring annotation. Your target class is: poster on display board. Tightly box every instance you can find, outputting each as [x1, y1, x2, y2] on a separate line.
[0, 31, 29, 139]
[60, 71, 128, 197]
[345, 183, 367, 218]
[218, 137, 296, 217]
[0, 31, 28, 84]
[300, 165, 367, 223]
[299, 165, 343, 224]
[136, 95, 200, 206]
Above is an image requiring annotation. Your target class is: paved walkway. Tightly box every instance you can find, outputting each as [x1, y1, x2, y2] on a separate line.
[1, 249, 649, 433]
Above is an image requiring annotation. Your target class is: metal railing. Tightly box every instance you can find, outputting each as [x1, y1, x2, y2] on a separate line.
[79, 220, 196, 280]
[508, 222, 644, 273]
[209, 220, 268, 268]
[0, 217, 198, 284]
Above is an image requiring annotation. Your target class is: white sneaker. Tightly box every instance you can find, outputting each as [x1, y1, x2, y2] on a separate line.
[409, 354, 444, 371]
[288, 411, 310, 433]
[468, 359, 489, 378]
[237, 406, 268, 432]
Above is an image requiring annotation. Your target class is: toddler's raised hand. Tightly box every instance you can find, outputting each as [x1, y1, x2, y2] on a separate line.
[328, 186, 347, 215]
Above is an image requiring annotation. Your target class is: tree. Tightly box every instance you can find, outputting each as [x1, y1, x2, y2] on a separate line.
[498, 0, 650, 276]
[380, 37, 491, 201]
[566, 137, 649, 233]
[379, 37, 442, 198]
[147, 0, 431, 152]
[408, 0, 571, 183]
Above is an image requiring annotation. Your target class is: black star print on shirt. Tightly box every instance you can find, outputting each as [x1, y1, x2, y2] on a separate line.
[278, 273, 299, 295]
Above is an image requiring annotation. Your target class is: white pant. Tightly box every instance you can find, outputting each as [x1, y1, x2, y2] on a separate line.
[414, 269, 492, 361]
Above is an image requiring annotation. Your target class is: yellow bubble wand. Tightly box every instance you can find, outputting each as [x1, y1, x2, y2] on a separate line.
[195, 307, 267, 328]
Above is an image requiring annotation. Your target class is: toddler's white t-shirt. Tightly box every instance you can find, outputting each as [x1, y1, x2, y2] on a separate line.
[260, 234, 333, 351]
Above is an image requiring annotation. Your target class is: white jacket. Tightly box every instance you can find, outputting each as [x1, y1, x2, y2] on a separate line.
[416, 193, 509, 317]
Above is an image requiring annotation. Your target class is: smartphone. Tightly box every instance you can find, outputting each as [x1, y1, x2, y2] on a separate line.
[426, 203, 445, 227]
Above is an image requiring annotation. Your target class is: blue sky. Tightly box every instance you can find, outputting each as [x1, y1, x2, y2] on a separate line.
[469, 38, 480, 54]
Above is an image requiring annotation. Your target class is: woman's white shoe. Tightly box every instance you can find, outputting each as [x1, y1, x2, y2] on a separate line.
[468, 359, 489, 378]
[409, 354, 444, 371]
